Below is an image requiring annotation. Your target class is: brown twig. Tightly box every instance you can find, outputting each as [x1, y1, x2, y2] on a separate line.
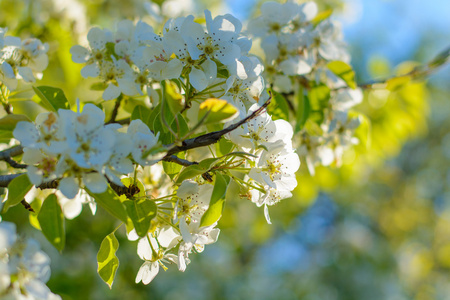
[164, 94, 272, 157]
[105, 95, 122, 124]
[162, 155, 198, 166]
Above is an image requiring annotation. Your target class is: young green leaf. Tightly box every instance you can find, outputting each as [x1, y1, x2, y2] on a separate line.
[198, 98, 238, 124]
[267, 92, 290, 121]
[295, 90, 310, 133]
[131, 105, 152, 128]
[38, 194, 65, 251]
[200, 174, 230, 227]
[175, 165, 207, 184]
[175, 157, 221, 184]
[308, 84, 330, 125]
[123, 198, 157, 237]
[85, 187, 128, 223]
[2, 174, 33, 213]
[164, 80, 185, 115]
[97, 232, 120, 289]
[163, 153, 186, 180]
[33, 86, 70, 111]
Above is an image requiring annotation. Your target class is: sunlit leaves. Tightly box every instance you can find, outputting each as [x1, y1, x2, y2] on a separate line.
[120, 179, 157, 237]
[175, 157, 221, 184]
[131, 105, 153, 129]
[97, 232, 119, 289]
[38, 194, 65, 251]
[2, 174, 33, 213]
[307, 84, 330, 124]
[267, 91, 290, 121]
[295, 89, 310, 133]
[86, 187, 128, 223]
[164, 80, 184, 115]
[33, 86, 71, 111]
[200, 173, 230, 227]
[198, 98, 238, 124]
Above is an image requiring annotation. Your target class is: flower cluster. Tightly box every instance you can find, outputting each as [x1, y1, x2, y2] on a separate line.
[248, 1, 348, 92]
[227, 103, 300, 223]
[70, 10, 260, 103]
[12, 103, 165, 199]
[135, 180, 219, 284]
[298, 88, 362, 174]
[248, 1, 362, 174]
[0, 28, 49, 91]
[0, 221, 60, 300]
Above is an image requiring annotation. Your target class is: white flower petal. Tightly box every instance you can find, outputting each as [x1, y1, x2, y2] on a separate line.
[59, 177, 79, 199]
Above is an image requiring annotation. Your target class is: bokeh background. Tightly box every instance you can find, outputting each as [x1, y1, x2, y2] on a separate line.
[1, 0, 449, 299]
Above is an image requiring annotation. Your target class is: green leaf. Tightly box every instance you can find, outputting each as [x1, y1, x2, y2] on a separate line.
[216, 137, 234, 157]
[295, 90, 310, 133]
[123, 199, 157, 237]
[2, 174, 33, 213]
[33, 86, 70, 111]
[120, 179, 157, 237]
[198, 98, 238, 124]
[163, 153, 185, 180]
[200, 174, 230, 227]
[86, 187, 128, 223]
[175, 157, 221, 184]
[147, 104, 161, 133]
[267, 91, 290, 121]
[37, 194, 65, 251]
[175, 165, 207, 184]
[327, 61, 357, 89]
[29, 199, 42, 230]
[307, 84, 330, 125]
[198, 157, 221, 170]
[164, 80, 185, 115]
[97, 232, 119, 289]
[131, 105, 152, 128]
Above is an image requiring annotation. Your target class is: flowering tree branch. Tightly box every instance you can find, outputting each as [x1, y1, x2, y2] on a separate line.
[164, 96, 271, 157]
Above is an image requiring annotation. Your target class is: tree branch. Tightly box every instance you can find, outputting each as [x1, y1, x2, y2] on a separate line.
[164, 95, 271, 157]
[105, 95, 122, 124]
[0, 145, 24, 159]
[162, 155, 198, 166]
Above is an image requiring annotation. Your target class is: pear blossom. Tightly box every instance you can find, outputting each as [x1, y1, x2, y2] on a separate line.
[0, 222, 61, 300]
[174, 180, 214, 223]
[0, 29, 49, 90]
[135, 226, 181, 284]
[127, 119, 166, 166]
[177, 218, 220, 271]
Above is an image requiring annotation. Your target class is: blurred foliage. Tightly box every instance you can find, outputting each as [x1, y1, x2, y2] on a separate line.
[0, 0, 449, 299]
